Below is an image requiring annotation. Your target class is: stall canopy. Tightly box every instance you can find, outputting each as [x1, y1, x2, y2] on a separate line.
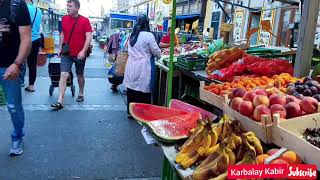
[110, 13, 138, 21]
[176, 14, 200, 20]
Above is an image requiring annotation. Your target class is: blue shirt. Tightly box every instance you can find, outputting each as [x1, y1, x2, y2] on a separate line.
[27, 4, 42, 42]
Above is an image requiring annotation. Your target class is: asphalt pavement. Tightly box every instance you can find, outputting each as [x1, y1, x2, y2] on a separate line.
[0, 42, 162, 180]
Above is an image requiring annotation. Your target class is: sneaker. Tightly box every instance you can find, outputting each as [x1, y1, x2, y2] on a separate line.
[9, 139, 24, 156]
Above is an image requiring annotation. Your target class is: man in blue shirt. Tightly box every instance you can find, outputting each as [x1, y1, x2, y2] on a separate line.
[20, 0, 42, 92]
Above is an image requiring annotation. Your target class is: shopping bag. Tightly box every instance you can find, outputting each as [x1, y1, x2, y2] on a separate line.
[115, 51, 128, 76]
[108, 54, 116, 63]
[37, 51, 47, 66]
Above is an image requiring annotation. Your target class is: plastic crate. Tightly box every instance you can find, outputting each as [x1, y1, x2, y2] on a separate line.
[162, 157, 182, 180]
[176, 56, 208, 71]
[0, 85, 6, 106]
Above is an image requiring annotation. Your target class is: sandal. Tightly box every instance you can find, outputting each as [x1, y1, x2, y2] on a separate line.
[24, 87, 35, 92]
[76, 96, 84, 102]
[51, 102, 63, 109]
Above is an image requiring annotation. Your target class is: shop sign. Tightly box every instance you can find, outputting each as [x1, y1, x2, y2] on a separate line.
[220, 23, 233, 32]
[257, 2, 275, 46]
[233, 10, 244, 42]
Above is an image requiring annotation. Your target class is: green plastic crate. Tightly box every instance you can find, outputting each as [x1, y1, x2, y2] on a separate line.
[162, 157, 182, 180]
[176, 56, 208, 71]
[0, 85, 6, 106]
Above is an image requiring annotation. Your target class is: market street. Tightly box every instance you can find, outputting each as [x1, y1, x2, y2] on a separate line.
[0, 42, 162, 180]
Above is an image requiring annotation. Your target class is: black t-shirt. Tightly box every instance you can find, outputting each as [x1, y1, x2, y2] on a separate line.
[0, 0, 31, 67]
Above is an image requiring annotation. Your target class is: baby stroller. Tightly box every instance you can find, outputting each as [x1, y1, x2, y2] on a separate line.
[107, 63, 123, 92]
[48, 54, 75, 96]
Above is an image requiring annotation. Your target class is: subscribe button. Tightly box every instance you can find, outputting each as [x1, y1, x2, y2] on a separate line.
[228, 164, 318, 179]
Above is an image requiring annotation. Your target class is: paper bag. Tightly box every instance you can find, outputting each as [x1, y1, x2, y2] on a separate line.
[115, 51, 128, 76]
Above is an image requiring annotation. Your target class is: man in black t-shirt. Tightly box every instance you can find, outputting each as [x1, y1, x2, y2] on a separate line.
[0, 0, 31, 156]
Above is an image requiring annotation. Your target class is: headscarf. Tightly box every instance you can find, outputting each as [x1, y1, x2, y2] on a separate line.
[129, 14, 150, 47]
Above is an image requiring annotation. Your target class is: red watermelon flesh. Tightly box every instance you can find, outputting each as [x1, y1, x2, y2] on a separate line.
[169, 99, 216, 121]
[147, 112, 202, 140]
[129, 103, 190, 123]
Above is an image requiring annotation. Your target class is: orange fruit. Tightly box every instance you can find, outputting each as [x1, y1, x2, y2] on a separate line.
[256, 154, 270, 164]
[209, 88, 219, 95]
[280, 151, 302, 164]
[215, 84, 223, 91]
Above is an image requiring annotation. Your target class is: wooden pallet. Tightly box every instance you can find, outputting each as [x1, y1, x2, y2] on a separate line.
[272, 114, 320, 170]
[199, 81, 227, 110]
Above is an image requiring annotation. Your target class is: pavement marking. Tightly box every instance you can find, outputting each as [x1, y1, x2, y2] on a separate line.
[0, 104, 127, 111]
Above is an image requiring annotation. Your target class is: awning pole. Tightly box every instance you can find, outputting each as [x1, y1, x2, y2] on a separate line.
[166, 0, 177, 106]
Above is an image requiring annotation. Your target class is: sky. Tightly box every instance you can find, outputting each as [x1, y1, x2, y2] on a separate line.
[55, 0, 112, 17]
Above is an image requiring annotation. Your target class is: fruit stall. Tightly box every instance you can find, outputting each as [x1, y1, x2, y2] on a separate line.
[136, 0, 320, 179]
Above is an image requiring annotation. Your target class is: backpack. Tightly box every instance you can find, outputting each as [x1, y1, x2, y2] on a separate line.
[9, 0, 20, 24]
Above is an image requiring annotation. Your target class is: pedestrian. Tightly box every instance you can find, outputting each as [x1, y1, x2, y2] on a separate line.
[0, 0, 32, 156]
[123, 14, 161, 119]
[51, 0, 92, 109]
[20, 0, 42, 92]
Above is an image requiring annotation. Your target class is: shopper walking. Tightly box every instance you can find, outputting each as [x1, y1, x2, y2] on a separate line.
[123, 14, 161, 118]
[20, 0, 42, 92]
[0, 0, 32, 156]
[51, 0, 92, 109]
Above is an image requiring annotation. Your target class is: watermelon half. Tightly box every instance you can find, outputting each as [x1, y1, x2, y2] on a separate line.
[147, 112, 202, 140]
[129, 103, 190, 123]
[169, 99, 216, 121]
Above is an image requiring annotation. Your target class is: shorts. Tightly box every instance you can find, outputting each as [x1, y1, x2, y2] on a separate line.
[60, 55, 86, 75]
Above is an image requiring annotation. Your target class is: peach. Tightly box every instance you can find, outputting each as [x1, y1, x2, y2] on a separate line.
[270, 104, 287, 119]
[267, 149, 279, 156]
[300, 97, 318, 114]
[285, 95, 301, 104]
[270, 158, 290, 165]
[256, 154, 270, 164]
[285, 102, 302, 118]
[230, 97, 243, 111]
[231, 87, 246, 98]
[269, 94, 286, 106]
[242, 91, 257, 102]
[239, 101, 254, 117]
[280, 151, 302, 164]
[253, 95, 270, 107]
[254, 89, 268, 96]
[253, 105, 271, 122]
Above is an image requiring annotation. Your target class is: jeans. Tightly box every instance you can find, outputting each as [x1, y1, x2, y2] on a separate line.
[0, 68, 25, 141]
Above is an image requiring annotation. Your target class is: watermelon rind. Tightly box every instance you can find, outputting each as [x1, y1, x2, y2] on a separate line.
[129, 103, 189, 123]
[169, 99, 216, 121]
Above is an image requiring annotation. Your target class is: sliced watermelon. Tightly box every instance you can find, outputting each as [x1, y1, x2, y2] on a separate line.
[147, 112, 202, 140]
[129, 103, 190, 123]
[169, 99, 216, 121]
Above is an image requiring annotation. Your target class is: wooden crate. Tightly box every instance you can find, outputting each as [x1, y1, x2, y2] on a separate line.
[199, 81, 227, 110]
[222, 103, 273, 144]
[272, 114, 320, 170]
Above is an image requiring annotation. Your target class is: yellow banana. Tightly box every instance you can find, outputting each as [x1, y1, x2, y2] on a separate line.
[205, 143, 220, 156]
[197, 134, 211, 156]
[247, 136, 263, 155]
[208, 171, 228, 180]
[243, 131, 256, 138]
[225, 147, 236, 165]
[231, 133, 242, 147]
[209, 129, 218, 147]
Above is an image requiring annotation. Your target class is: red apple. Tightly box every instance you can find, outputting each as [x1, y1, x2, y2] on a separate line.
[270, 104, 287, 119]
[253, 105, 271, 122]
[243, 91, 257, 102]
[239, 101, 254, 117]
[230, 97, 243, 111]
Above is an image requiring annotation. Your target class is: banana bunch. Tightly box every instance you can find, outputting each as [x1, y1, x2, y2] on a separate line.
[192, 144, 231, 180]
[175, 121, 219, 169]
[188, 116, 263, 180]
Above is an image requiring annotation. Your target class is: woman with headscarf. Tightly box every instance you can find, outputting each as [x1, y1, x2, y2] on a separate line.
[123, 14, 161, 119]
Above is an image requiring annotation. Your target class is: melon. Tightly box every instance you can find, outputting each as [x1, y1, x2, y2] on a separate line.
[129, 103, 189, 123]
[169, 99, 216, 121]
[147, 112, 202, 140]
